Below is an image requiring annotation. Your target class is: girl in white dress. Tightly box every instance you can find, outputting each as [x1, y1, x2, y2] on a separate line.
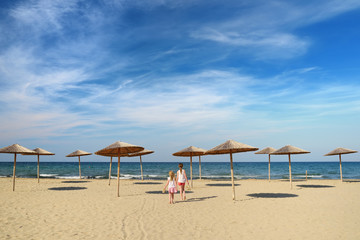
[163, 171, 177, 204]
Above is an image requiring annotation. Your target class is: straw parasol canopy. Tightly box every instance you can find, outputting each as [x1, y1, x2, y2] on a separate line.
[271, 145, 310, 188]
[325, 147, 358, 181]
[255, 147, 276, 181]
[66, 150, 92, 179]
[173, 146, 207, 187]
[206, 140, 258, 200]
[0, 144, 35, 191]
[128, 149, 154, 181]
[22, 148, 55, 183]
[96, 141, 144, 197]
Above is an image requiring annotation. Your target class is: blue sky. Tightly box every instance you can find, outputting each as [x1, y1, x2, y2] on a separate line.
[0, 0, 360, 162]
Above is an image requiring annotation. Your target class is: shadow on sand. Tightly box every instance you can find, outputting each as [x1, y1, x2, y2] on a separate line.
[134, 182, 162, 185]
[297, 184, 335, 188]
[343, 180, 360, 183]
[247, 193, 298, 199]
[145, 190, 194, 195]
[280, 179, 306, 182]
[48, 187, 87, 191]
[206, 183, 240, 187]
[184, 196, 218, 202]
[61, 181, 91, 183]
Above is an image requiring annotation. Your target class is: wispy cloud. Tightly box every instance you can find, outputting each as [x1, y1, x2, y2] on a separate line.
[190, 0, 360, 59]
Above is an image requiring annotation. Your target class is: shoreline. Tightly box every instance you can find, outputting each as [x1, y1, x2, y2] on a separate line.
[1, 178, 359, 239]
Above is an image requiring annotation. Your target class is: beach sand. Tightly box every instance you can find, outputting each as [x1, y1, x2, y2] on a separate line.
[0, 178, 359, 240]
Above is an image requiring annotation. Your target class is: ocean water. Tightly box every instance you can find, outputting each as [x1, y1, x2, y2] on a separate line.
[0, 161, 359, 180]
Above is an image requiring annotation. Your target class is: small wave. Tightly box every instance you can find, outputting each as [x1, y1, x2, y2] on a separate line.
[40, 174, 58, 178]
[95, 176, 106, 179]
[297, 175, 323, 178]
[55, 176, 82, 179]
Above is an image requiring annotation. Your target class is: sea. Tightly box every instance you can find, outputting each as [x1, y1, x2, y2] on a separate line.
[0, 161, 359, 180]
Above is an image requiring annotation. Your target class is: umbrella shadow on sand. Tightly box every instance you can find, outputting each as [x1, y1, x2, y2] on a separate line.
[206, 183, 240, 187]
[133, 182, 162, 185]
[182, 196, 218, 202]
[62, 181, 91, 183]
[48, 187, 87, 191]
[343, 180, 360, 183]
[247, 193, 298, 198]
[297, 184, 335, 188]
[145, 191, 194, 195]
[280, 179, 306, 182]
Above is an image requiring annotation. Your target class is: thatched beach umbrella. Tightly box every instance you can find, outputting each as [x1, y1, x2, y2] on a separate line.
[206, 140, 258, 200]
[94, 151, 130, 186]
[66, 150, 92, 179]
[22, 148, 55, 183]
[173, 146, 206, 188]
[0, 144, 35, 191]
[325, 147, 358, 181]
[255, 147, 276, 181]
[128, 149, 154, 181]
[271, 145, 310, 189]
[96, 141, 144, 197]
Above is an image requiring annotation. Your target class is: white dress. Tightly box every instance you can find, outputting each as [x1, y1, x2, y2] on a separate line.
[177, 170, 186, 183]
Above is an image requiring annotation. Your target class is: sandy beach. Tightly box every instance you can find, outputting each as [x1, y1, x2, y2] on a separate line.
[0, 178, 359, 240]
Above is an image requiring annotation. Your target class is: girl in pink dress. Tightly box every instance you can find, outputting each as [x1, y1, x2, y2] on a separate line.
[163, 171, 178, 204]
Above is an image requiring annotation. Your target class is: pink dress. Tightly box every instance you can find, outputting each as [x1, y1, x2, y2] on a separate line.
[167, 177, 177, 194]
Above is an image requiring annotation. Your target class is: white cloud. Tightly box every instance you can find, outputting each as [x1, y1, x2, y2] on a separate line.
[10, 0, 82, 32]
[190, 0, 360, 59]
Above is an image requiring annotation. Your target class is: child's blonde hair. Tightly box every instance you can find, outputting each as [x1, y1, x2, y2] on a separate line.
[169, 171, 175, 181]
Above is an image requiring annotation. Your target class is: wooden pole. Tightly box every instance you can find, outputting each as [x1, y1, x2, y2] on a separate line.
[268, 154, 271, 182]
[339, 154, 343, 182]
[199, 156, 202, 180]
[190, 154, 193, 188]
[117, 149, 120, 197]
[230, 151, 235, 200]
[78, 156, 81, 179]
[140, 155, 143, 181]
[288, 154, 292, 189]
[13, 153, 17, 191]
[37, 155, 40, 183]
[108, 157, 113, 186]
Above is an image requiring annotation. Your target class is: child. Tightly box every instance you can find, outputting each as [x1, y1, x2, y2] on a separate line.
[163, 171, 178, 204]
[176, 163, 190, 201]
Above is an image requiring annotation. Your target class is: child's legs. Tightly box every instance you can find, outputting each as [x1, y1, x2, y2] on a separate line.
[179, 184, 183, 198]
[168, 193, 172, 203]
[180, 185, 185, 199]
[170, 193, 174, 203]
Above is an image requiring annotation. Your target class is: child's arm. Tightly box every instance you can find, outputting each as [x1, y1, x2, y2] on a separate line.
[163, 179, 169, 192]
[184, 170, 190, 185]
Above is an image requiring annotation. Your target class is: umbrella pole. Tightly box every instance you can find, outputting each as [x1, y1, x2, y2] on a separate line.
[78, 156, 81, 179]
[339, 154, 343, 182]
[13, 153, 17, 191]
[108, 157, 113, 186]
[199, 156, 202, 180]
[37, 155, 40, 183]
[140, 156, 143, 181]
[190, 154, 193, 188]
[268, 154, 271, 182]
[117, 150, 120, 197]
[288, 154, 292, 189]
[230, 151, 235, 200]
